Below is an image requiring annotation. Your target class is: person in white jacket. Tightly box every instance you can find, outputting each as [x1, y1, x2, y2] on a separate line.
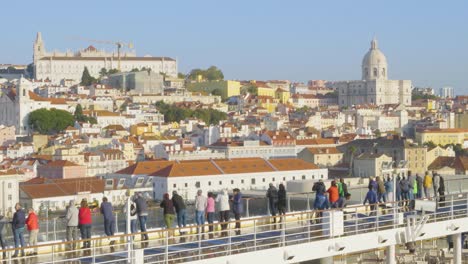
[216, 189, 230, 236]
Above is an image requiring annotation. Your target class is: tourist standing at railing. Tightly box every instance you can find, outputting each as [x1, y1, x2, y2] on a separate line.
[438, 174, 446, 206]
[376, 176, 386, 203]
[79, 200, 92, 249]
[160, 193, 175, 231]
[11, 203, 26, 258]
[416, 174, 423, 199]
[384, 176, 394, 203]
[206, 192, 216, 238]
[172, 191, 187, 229]
[423, 171, 433, 199]
[232, 188, 243, 235]
[266, 183, 279, 223]
[433, 172, 440, 201]
[135, 192, 149, 241]
[25, 208, 39, 256]
[123, 195, 137, 234]
[100, 197, 115, 243]
[368, 177, 377, 192]
[312, 179, 326, 197]
[395, 175, 401, 202]
[216, 189, 230, 236]
[339, 178, 348, 198]
[327, 181, 339, 208]
[399, 176, 410, 207]
[407, 172, 415, 201]
[65, 200, 79, 250]
[0, 215, 8, 259]
[195, 190, 207, 233]
[277, 184, 287, 218]
[363, 186, 378, 216]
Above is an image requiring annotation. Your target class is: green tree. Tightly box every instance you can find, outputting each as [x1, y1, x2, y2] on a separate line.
[177, 72, 186, 79]
[108, 68, 119, 75]
[374, 129, 382, 138]
[26, 63, 34, 77]
[205, 66, 224, 81]
[99, 68, 108, 78]
[29, 108, 74, 134]
[155, 101, 227, 125]
[188, 68, 205, 80]
[80, 67, 96, 86]
[130, 68, 140, 72]
[423, 141, 437, 149]
[211, 88, 223, 97]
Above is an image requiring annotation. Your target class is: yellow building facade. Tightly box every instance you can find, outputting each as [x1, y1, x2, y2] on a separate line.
[416, 128, 468, 146]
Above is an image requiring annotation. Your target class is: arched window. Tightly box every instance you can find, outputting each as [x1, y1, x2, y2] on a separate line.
[373, 68, 378, 77]
[365, 68, 369, 77]
[382, 68, 386, 77]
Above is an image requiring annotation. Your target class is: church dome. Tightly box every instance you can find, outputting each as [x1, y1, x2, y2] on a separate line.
[362, 38, 388, 81]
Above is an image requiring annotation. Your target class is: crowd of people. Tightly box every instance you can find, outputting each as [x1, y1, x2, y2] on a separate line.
[0, 172, 449, 258]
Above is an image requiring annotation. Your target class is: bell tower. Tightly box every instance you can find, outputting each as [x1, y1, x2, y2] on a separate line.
[33, 32, 46, 79]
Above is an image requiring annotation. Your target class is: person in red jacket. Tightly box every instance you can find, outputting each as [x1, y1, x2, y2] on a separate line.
[25, 208, 39, 255]
[79, 199, 92, 248]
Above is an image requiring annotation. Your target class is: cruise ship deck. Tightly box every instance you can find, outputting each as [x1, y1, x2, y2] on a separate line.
[2, 192, 468, 264]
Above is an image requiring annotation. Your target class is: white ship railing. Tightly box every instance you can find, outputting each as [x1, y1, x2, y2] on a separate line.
[2, 192, 468, 263]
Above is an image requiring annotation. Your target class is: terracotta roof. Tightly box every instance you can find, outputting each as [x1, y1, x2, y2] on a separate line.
[428, 156, 457, 170]
[151, 160, 222, 177]
[215, 158, 274, 174]
[306, 147, 342, 155]
[455, 156, 468, 171]
[268, 158, 319, 170]
[296, 138, 336, 146]
[104, 124, 126, 131]
[28, 91, 67, 104]
[116, 160, 175, 175]
[20, 178, 105, 199]
[43, 160, 80, 167]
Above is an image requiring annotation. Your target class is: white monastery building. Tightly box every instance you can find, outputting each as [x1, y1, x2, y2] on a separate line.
[108, 158, 328, 200]
[33, 32, 178, 84]
[334, 38, 412, 107]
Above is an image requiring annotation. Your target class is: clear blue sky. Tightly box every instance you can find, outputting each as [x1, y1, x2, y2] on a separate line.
[1, 0, 467, 94]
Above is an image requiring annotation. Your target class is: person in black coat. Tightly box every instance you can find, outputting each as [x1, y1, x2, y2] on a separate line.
[277, 184, 287, 219]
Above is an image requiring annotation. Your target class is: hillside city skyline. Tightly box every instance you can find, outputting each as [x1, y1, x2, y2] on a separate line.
[0, 0, 466, 94]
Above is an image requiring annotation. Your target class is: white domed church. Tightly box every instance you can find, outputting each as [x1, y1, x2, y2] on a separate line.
[335, 38, 412, 107]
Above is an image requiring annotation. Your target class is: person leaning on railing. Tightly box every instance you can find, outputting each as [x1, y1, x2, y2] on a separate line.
[171, 191, 187, 229]
[0, 215, 8, 259]
[11, 203, 26, 258]
[135, 192, 149, 241]
[25, 208, 39, 256]
[216, 189, 230, 237]
[64, 200, 79, 250]
[232, 188, 243, 235]
[78, 199, 92, 249]
[363, 186, 378, 216]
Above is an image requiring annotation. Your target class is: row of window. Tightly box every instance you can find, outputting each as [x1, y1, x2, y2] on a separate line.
[170, 174, 325, 189]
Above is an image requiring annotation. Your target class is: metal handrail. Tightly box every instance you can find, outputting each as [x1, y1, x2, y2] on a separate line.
[1, 192, 467, 263]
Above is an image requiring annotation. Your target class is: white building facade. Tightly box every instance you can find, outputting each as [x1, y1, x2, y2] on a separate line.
[33, 32, 178, 84]
[335, 39, 412, 107]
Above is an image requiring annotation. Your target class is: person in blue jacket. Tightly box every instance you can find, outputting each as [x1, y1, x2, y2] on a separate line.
[232, 188, 243, 235]
[363, 186, 378, 216]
